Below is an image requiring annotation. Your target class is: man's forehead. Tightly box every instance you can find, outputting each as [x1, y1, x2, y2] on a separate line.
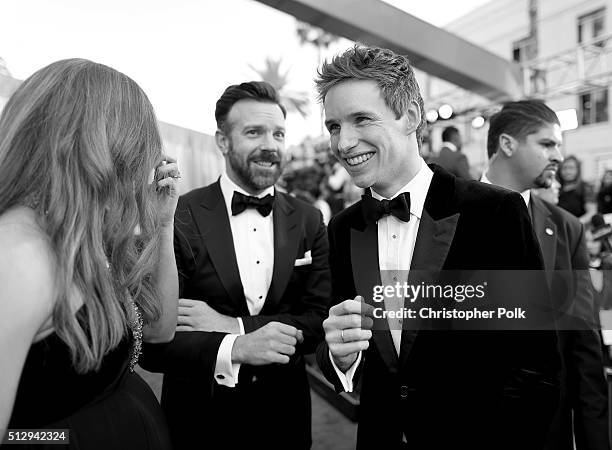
[227, 99, 285, 124]
[324, 80, 387, 118]
[529, 123, 562, 142]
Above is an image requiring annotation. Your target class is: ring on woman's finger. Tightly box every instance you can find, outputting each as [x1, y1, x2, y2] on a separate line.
[341, 329, 345, 343]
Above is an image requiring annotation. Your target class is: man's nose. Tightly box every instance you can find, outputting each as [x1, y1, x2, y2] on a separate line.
[337, 128, 358, 154]
[549, 145, 563, 164]
[261, 131, 281, 150]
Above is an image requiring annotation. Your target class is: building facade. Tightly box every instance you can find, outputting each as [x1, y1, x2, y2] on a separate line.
[421, 0, 612, 182]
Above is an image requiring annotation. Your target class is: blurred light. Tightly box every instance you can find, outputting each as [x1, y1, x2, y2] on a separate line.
[438, 104, 453, 119]
[556, 108, 578, 131]
[471, 116, 485, 129]
[426, 109, 439, 123]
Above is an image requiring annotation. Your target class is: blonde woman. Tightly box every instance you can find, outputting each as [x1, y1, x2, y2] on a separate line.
[0, 59, 178, 448]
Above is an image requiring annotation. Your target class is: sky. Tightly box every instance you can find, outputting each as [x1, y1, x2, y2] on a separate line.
[0, 0, 490, 144]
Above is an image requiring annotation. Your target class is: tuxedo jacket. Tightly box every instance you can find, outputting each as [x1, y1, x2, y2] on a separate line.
[531, 195, 610, 450]
[434, 146, 472, 179]
[316, 165, 562, 450]
[140, 179, 331, 450]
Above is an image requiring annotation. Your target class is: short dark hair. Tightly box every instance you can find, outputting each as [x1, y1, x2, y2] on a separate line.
[487, 99, 559, 159]
[442, 126, 459, 142]
[314, 45, 426, 148]
[215, 81, 287, 133]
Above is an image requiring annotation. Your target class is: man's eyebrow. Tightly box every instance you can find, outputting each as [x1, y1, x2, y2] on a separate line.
[241, 124, 286, 131]
[324, 119, 336, 128]
[324, 111, 374, 127]
[349, 111, 374, 117]
[538, 138, 560, 145]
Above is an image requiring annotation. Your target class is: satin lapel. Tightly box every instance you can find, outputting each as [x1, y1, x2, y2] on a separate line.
[264, 193, 300, 311]
[197, 182, 248, 315]
[351, 224, 398, 374]
[531, 197, 556, 285]
[399, 209, 460, 367]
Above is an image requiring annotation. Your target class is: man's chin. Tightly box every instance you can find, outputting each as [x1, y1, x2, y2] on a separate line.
[352, 176, 372, 190]
[534, 173, 555, 189]
[251, 173, 280, 190]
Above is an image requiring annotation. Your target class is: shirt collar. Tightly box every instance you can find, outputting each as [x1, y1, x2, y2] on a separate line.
[442, 142, 457, 152]
[371, 158, 433, 220]
[220, 172, 275, 216]
[481, 172, 530, 208]
[520, 189, 531, 208]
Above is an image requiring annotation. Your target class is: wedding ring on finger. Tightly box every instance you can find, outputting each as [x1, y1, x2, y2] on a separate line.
[341, 329, 346, 343]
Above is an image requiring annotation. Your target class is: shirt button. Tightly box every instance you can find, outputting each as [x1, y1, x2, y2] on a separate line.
[253, 228, 257, 232]
[392, 234, 397, 239]
[256, 260, 260, 264]
[216, 374, 225, 380]
[259, 295, 263, 299]
[400, 385, 410, 399]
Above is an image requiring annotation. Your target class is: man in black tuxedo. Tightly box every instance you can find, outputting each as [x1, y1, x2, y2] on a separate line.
[315, 46, 562, 450]
[140, 81, 331, 449]
[484, 100, 609, 450]
[433, 125, 472, 179]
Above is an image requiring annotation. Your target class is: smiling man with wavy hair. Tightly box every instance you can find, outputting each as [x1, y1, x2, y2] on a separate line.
[315, 45, 562, 450]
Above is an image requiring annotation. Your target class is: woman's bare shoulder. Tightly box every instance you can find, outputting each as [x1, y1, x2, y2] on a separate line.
[0, 206, 55, 324]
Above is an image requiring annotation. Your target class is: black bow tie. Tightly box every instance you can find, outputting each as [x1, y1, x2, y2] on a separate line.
[231, 191, 274, 217]
[361, 192, 411, 225]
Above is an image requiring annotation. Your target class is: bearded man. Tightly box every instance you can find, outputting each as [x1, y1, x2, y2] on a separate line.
[141, 81, 330, 450]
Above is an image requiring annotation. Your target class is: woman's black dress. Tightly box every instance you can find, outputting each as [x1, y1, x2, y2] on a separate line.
[8, 333, 172, 449]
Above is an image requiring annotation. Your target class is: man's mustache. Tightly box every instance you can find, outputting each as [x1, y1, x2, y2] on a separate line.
[544, 163, 559, 172]
[249, 151, 281, 163]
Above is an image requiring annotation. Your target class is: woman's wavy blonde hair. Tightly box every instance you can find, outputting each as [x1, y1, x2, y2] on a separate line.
[0, 59, 164, 372]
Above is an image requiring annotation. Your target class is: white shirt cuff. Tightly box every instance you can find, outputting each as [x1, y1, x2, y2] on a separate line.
[214, 334, 241, 387]
[329, 350, 362, 392]
[237, 317, 245, 335]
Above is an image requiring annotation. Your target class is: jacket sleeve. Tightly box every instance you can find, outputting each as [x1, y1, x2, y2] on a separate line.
[566, 223, 610, 450]
[315, 214, 365, 391]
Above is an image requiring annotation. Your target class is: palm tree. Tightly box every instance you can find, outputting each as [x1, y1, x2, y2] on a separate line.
[296, 22, 338, 59]
[250, 57, 310, 118]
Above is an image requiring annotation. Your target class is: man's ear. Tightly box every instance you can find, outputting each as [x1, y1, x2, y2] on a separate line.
[498, 133, 517, 157]
[215, 130, 229, 155]
[403, 100, 422, 136]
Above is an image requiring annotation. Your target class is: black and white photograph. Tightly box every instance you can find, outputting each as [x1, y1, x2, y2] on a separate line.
[1, 0, 612, 449]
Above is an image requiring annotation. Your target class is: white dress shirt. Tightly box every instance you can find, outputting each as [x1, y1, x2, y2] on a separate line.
[213, 173, 275, 387]
[441, 141, 458, 152]
[331, 159, 434, 391]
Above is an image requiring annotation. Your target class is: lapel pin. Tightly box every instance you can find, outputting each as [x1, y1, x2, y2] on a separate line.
[545, 228, 554, 235]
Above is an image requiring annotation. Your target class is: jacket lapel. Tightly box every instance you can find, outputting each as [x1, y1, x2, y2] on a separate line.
[530, 196, 556, 285]
[398, 209, 460, 366]
[196, 181, 249, 315]
[262, 193, 300, 312]
[351, 222, 399, 374]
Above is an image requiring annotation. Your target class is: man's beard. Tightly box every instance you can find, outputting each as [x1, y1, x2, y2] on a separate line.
[533, 170, 555, 189]
[227, 144, 283, 192]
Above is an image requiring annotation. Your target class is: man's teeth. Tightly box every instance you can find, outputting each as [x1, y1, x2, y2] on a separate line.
[254, 161, 274, 167]
[346, 153, 374, 166]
